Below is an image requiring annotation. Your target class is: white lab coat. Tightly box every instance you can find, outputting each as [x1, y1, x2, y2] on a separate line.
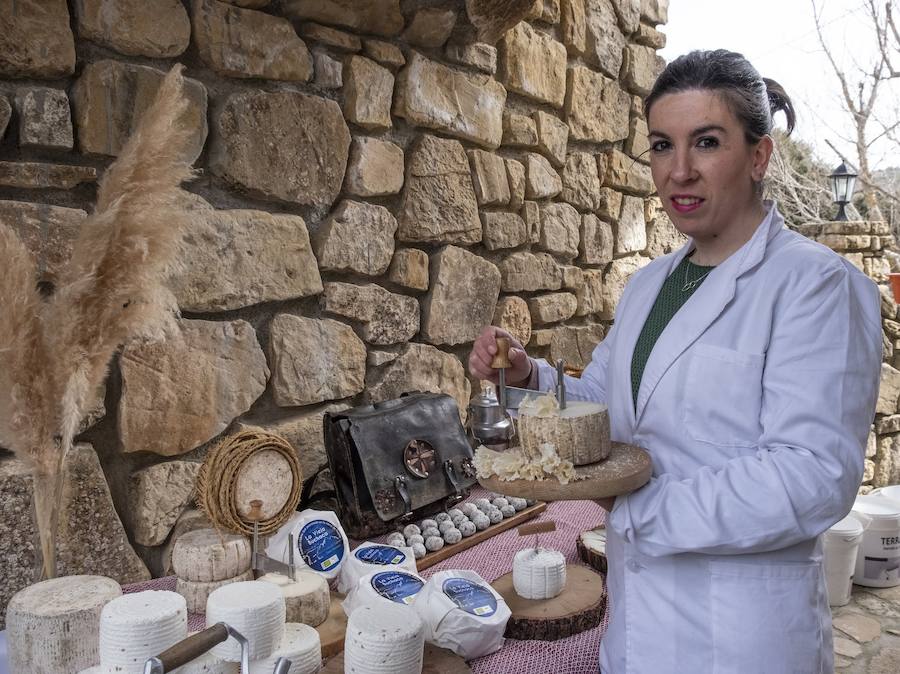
[534, 204, 882, 673]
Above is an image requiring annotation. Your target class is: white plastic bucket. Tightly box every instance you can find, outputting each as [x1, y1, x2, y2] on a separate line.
[869, 485, 900, 508]
[823, 513, 864, 606]
[851, 496, 900, 588]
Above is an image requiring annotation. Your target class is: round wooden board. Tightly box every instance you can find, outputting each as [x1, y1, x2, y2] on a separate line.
[322, 643, 471, 673]
[314, 592, 348, 659]
[491, 564, 606, 641]
[478, 442, 651, 500]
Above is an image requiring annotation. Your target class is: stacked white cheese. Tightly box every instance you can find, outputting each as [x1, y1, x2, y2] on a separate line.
[173, 528, 253, 613]
[6, 575, 121, 674]
[343, 603, 425, 674]
[206, 581, 286, 662]
[512, 548, 567, 599]
[98, 591, 188, 673]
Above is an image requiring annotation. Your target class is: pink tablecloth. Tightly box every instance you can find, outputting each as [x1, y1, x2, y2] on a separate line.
[125, 491, 609, 674]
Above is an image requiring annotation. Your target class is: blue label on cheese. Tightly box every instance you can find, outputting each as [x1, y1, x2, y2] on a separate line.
[442, 577, 497, 617]
[370, 571, 424, 604]
[298, 520, 344, 572]
[354, 544, 406, 566]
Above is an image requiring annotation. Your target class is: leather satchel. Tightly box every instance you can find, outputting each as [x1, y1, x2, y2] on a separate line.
[323, 392, 477, 539]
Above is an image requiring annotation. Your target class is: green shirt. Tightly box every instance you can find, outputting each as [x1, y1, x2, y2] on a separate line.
[630, 255, 716, 408]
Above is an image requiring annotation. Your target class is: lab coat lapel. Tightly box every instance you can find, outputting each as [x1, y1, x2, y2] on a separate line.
[633, 205, 784, 426]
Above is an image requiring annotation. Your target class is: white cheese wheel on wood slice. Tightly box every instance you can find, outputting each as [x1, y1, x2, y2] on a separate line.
[257, 571, 330, 627]
[517, 397, 611, 465]
[206, 581, 286, 662]
[177, 569, 254, 613]
[6, 575, 121, 674]
[99, 590, 187, 674]
[577, 527, 608, 574]
[344, 603, 425, 674]
[234, 449, 294, 520]
[513, 548, 567, 599]
[248, 623, 322, 674]
[172, 528, 252, 583]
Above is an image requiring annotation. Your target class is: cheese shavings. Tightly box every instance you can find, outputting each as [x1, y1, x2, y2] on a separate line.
[474, 442, 577, 484]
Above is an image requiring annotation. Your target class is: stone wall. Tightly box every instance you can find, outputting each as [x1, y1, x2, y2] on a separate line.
[796, 220, 900, 493]
[0, 0, 674, 617]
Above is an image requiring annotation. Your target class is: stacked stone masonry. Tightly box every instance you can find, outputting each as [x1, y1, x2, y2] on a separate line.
[11, 0, 893, 625]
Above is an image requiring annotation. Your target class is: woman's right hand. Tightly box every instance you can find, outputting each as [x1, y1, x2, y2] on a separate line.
[468, 326, 532, 386]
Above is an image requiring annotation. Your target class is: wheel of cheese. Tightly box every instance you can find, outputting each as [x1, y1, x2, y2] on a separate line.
[512, 548, 567, 599]
[257, 571, 331, 627]
[177, 650, 240, 673]
[248, 623, 322, 674]
[176, 569, 254, 613]
[206, 581, 286, 662]
[517, 398, 611, 465]
[343, 603, 424, 674]
[99, 590, 187, 673]
[6, 575, 121, 674]
[172, 528, 252, 582]
[342, 569, 426, 617]
[234, 449, 295, 520]
[336, 542, 417, 594]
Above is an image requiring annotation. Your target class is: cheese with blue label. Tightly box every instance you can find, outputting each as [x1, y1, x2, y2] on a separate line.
[337, 541, 417, 594]
[342, 569, 426, 617]
[265, 509, 350, 581]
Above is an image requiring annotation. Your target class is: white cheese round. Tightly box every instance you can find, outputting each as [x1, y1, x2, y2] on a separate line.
[265, 509, 349, 581]
[343, 603, 424, 674]
[342, 569, 426, 617]
[172, 528, 251, 582]
[206, 581, 286, 662]
[248, 623, 321, 674]
[513, 548, 567, 599]
[99, 590, 188, 674]
[177, 650, 240, 673]
[257, 571, 330, 627]
[413, 570, 510, 660]
[337, 542, 417, 595]
[176, 569, 254, 614]
[6, 575, 121, 674]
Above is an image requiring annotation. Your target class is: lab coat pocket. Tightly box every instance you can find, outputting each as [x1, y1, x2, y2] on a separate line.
[683, 344, 764, 447]
[710, 560, 822, 674]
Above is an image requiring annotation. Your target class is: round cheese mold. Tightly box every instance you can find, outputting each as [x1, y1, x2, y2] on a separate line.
[257, 571, 330, 627]
[512, 548, 567, 599]
[172, 528, 251, 583]
[6, 574, 122, 674]
[343, 603, 425, 674]
[206, 581, 286, 662]
[99, 590, 188, 674]
[247, 623, 321, 674]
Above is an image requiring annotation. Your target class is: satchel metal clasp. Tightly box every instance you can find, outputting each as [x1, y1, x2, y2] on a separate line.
[443, 459, 465, 508]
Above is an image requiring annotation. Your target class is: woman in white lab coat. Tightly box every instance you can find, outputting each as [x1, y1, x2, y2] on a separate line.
[470, 50, 883, 673]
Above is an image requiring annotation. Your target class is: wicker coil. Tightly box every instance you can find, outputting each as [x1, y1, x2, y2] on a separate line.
[196, 428, 303, 536]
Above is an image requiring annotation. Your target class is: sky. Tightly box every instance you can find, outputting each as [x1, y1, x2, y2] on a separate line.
[660, 0, 899, 172]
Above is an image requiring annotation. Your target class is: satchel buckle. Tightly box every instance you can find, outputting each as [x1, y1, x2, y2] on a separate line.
[403, 439, 437, 479]
[443, 459, 465, 508]
[394, 475, 413, 516]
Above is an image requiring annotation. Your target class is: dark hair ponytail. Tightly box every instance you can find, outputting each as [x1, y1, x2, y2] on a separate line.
[644, 50, 796, 143]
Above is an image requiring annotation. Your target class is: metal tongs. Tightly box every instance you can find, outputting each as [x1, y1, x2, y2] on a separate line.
[142, 622, 292, 674]
[248, 499, 297, 580]
[493, 337, 567, 411]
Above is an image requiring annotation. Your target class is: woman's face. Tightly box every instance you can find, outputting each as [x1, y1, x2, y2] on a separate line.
[647, 90, 772, 244]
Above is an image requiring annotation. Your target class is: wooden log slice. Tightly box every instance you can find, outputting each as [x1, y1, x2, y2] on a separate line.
[322, 643, 471, 673]
[478, 442, 651, 500]
[491, 564, 606, 641]
[314, 592, 348, 658]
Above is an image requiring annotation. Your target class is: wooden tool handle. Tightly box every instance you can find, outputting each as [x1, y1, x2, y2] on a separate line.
[247, 499, 264, 522]
[155, 623, 229, 671]
[491, 337, 512, 369]
[518, 521, 557, 536]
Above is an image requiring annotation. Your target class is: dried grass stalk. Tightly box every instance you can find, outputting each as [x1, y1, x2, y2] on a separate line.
[0, 64, 195, 580]
[465, 0, 537, 43]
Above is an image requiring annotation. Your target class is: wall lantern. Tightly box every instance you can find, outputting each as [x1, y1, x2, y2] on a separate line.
[829, 161, 858, 221]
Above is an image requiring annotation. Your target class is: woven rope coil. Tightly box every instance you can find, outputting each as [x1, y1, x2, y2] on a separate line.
[196, 428, 303, 536]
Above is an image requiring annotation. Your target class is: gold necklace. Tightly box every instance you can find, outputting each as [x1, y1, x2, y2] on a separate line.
[681, 262, 713, 292]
